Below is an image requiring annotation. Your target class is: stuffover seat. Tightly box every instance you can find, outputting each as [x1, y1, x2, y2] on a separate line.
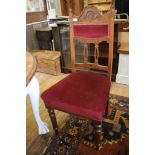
[41, 72, 110, 122]
[41, 1, 114, 150]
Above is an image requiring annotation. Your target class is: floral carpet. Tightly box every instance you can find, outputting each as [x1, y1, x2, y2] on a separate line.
[42, 94, 129, 155]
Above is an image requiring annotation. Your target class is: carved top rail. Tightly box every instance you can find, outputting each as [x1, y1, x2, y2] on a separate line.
[78, 5, 112, 23]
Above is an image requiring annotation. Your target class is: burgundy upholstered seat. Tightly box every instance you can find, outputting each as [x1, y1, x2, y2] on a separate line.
[41, 72, 110, 122]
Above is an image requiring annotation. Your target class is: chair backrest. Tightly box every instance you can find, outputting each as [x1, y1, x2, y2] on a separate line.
[67, 2, 114, 80]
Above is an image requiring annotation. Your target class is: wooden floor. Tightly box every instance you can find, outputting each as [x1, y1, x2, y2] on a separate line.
[26, 72, 129, 155]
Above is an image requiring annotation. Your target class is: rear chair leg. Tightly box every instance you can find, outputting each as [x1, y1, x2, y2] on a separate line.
[94, 121, 103, 150]
[48, 108, 59, 136]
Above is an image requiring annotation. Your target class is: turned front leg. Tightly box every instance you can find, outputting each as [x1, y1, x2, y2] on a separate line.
[48, 108, 59, 135]
[94, 121, 103, 150]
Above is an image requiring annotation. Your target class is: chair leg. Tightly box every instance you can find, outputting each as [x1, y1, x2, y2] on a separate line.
[48, 108, 59, 136]
[94, 121, 103, 150]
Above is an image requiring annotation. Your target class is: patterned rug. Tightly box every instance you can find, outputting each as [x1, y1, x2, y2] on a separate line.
[42, 94, 129, 155]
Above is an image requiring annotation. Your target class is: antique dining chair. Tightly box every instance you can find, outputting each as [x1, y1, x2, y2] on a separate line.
[41, 4, 114, 149]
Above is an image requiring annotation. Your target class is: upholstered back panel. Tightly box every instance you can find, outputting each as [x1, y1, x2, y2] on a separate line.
[73, 24, 109, 38]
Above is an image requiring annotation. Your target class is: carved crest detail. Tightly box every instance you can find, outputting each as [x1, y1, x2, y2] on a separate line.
[78, 6, 104, 22]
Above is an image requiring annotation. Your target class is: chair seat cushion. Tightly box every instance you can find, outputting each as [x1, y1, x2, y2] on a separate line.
[41, 72, 110, 122]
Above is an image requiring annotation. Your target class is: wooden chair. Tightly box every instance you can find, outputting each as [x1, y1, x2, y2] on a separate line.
[41, 4, 114, 150]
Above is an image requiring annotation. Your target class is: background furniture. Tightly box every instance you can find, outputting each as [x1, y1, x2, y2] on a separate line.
[87, 0, 113, 12]
[60, 0, 84, 16]
[116, 43, 129, 85]
[26, 52, 49, 134]
[32, 50, 61, 75]
[26, 0, 48, 24]
[41, 4, 114, 149]
[116, 21, 129, 85]
[26, 21, 49, 51]
[36, 27, 54, 50]
[115, 0, 129, 15]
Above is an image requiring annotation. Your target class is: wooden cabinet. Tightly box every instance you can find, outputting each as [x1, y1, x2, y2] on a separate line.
[36, 27, 53, 50]
[60, 0, 84, 16]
